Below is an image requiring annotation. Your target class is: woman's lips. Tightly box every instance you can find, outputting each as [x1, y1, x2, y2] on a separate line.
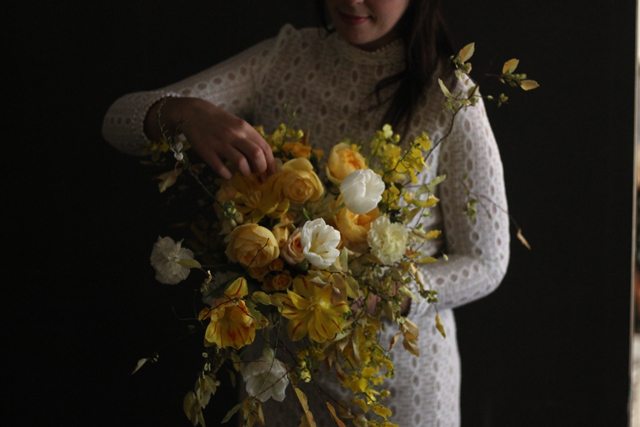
[338, 11, 370, 25]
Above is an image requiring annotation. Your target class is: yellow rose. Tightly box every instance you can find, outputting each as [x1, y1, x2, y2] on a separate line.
[335, 207, 380, 252]
[326, 142, 367, 184]
[263, 271, 293, 292]
[201, 277, 257, 349]
[273, 158, 324, 204]
[281, 228, 305, 265]
[226, 223, 280, 268]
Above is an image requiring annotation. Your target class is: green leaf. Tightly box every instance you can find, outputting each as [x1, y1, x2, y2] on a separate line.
[427, 174, 447, 194]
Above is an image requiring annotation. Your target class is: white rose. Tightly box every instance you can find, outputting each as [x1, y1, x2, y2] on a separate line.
[300, 218, 341, 269]
[340, 169, 385, 214]
[367, 215, 408, 265]
[149, 236, 196, 285]
[241, 348, 289, 403]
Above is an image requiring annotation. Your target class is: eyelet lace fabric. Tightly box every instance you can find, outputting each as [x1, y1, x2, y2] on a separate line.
[102, 24, 509, 427]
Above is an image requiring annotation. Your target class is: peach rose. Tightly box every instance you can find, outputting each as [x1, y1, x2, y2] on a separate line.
[335, 207, 380, 253]
[281, 228, 305, 265]
[225, 223, 280, 268]
[326, 142, 367, 184]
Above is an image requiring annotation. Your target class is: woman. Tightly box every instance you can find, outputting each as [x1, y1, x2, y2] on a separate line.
[102, 0, 510, 425]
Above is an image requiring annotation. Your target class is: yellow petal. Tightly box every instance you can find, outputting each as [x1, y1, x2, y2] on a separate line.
[224, 277, 248, 299]
[458, 42, 475, 63]
[520, 79, 540, 91]
[502, 58, 519, 74]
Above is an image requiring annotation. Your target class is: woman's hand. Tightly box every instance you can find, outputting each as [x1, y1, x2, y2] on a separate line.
[145, 97, 276, 179]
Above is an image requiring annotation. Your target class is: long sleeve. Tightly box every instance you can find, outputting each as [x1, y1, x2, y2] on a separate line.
[412, 96, 510, 316]
[101, 31, 281, 156]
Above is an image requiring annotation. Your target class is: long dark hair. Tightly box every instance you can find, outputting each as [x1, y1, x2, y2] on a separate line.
[316, 0, 456, 135]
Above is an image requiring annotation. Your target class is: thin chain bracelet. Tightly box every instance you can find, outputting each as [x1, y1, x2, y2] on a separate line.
[156, 97, 171, 142]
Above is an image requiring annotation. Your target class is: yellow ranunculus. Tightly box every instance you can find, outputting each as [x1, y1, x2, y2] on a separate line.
[225, 223, 280, 268]
[280, 275, 349, 343]
[326, 142, 367, 184]
[281, 141, 312, 158]
[334, 207, 380, 253]
[201, 277, 256, 349]
[273, 158, 324, 204]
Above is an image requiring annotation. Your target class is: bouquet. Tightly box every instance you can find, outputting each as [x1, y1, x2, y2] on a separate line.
[135, 44, 537, 427]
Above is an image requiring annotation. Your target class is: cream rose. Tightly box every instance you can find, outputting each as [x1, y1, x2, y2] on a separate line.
[225, 224, 280, 268]
[300, 218, 341, 269]
[367, 215, 408, 265]
[326, 142, 367, 184]
[340, 169, 385, 214]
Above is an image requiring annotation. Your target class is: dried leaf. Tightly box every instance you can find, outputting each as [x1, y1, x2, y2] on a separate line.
[326, 402, 347, 427]
[458, 42, 475, 63]
[184, 391, 206, 427]
[437, 78, 452, 98]
[131, 357, 149, 375]
[516, 228, 532, 250]
[156, 168, 182, 193]
[294, 387, 317, 427]
[221, 402, 242, 424]
[389, 332, 402, 351]
[520, 79, 540, 91]
[251, 291, 272, 305]
[425, 230, 442, 240]
[435, 313, 447, 338]
[177, 258, 202, 269]
[502, 58, 519, 74]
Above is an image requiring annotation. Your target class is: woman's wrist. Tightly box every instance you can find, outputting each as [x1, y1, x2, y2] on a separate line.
[144, 96, 200, 141]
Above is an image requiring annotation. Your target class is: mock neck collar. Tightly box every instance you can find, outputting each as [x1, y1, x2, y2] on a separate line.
[328, 31, 405, 66]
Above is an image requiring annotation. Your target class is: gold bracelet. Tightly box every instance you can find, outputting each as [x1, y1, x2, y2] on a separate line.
[156, 97, 170, 141]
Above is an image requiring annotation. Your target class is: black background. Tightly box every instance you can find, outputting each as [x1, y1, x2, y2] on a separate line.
[7, 1, 636, 426]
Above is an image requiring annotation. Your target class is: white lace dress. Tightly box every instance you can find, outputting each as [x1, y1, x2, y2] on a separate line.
[102, 24, 510, 427]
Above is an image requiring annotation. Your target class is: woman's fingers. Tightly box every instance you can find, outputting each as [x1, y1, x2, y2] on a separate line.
[234, 125, 276, 175]
[234, 137, 268, 174]
[178, 100, 276, 178]
[246, 126, 276, 174]
[219, 144, 252, 177]
[206, 151, 232, 180]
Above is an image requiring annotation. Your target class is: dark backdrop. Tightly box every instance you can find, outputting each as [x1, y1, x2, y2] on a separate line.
[7, 1, 635, 427]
